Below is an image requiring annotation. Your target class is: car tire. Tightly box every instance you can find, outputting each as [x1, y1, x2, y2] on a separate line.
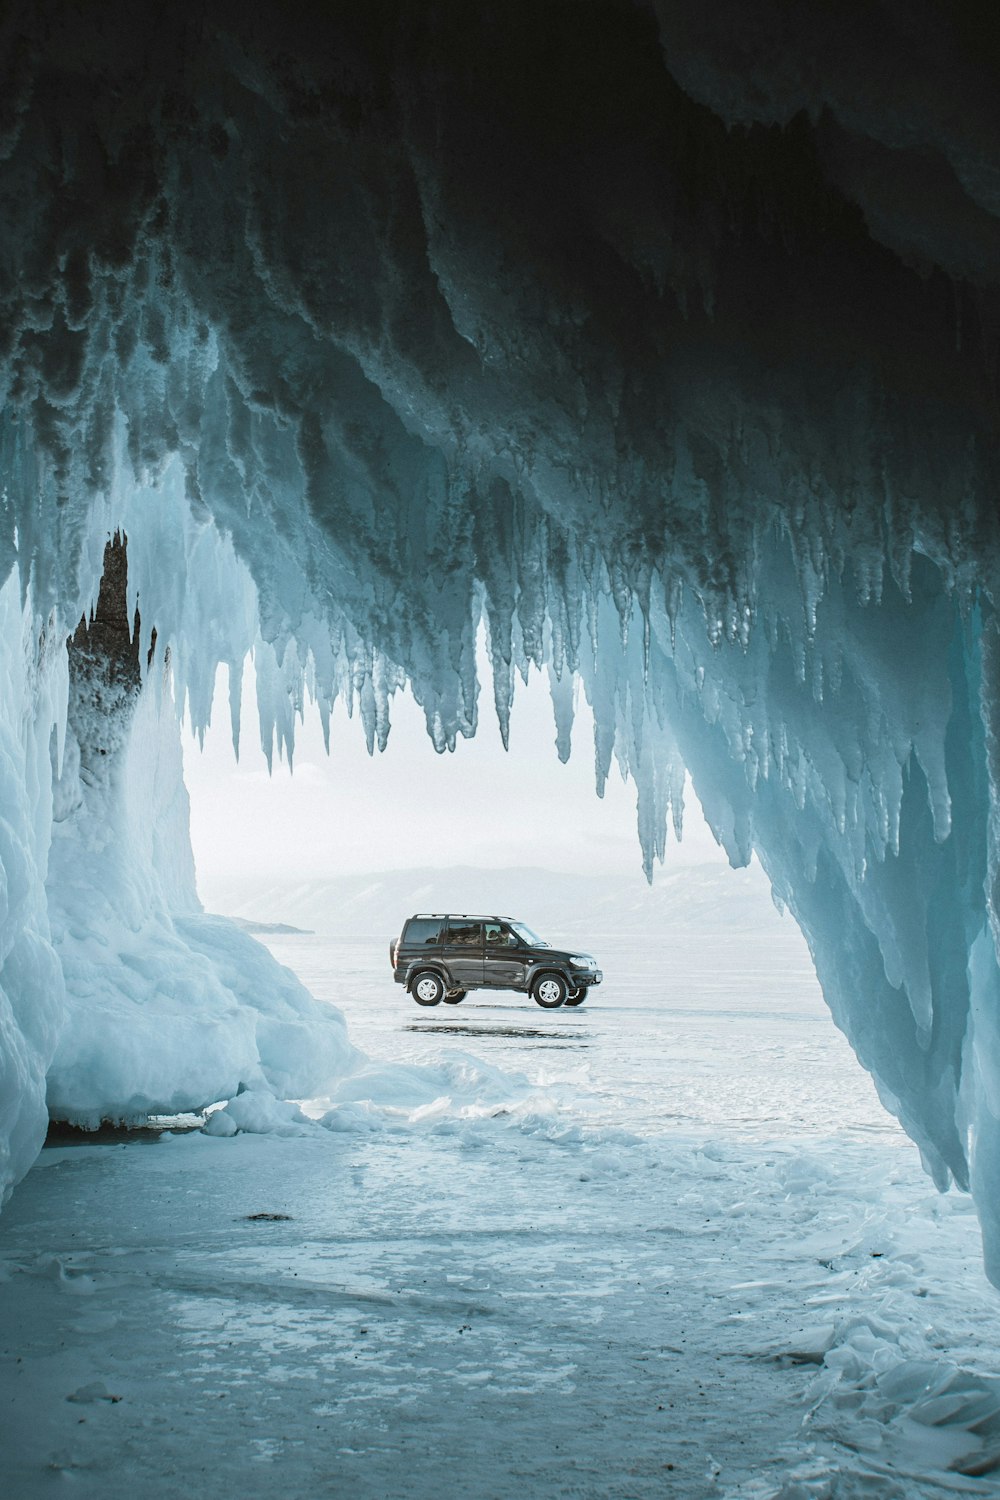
[412, 971, 445, 1006]
[444, 988, 467, 1004]
[533, 973, 568, 1008]
[565, 987, 587, 1006]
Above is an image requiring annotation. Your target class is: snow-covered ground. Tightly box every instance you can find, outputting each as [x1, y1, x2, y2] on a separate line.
[2, 933, 1000, 1498]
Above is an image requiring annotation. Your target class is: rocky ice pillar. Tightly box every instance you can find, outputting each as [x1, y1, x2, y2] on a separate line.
[44, 530, 355, 1126]
[50, 532, 200, 942]
[63, 534, 144, 799]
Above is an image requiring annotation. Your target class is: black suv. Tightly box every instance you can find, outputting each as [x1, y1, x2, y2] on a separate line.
[390, 914, 602, 1008]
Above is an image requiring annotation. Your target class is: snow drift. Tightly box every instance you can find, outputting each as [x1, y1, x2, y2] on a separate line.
[2, 2, 1000, 1276]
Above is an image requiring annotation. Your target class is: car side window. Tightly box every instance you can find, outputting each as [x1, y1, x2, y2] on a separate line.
[485, 923, 516, 947]
[405, 917, 444, 945]
[446, 920, 483, 948]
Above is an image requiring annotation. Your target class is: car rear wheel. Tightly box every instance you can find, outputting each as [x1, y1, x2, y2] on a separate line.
[565, 987, 587, 1006]
[412, 972, 445, 1006]
[533, 973, 568, 1008]
[444, 988, 466, 1004]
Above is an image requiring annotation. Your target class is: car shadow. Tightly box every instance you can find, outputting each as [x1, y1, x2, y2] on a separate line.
[402, 1023, 591, 1044]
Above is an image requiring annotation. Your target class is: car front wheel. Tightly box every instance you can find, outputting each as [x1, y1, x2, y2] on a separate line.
[412, 972, 445, 1006]
[444, 988, 466, 1004]
[533, 973, 568, 1008]
[565, 987, 587, 1006]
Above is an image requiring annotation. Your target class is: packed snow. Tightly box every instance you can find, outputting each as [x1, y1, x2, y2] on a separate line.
[3, 933, 1000, 1498]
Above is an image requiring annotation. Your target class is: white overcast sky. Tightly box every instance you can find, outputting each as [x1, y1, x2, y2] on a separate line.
[182, 654, 729, 909]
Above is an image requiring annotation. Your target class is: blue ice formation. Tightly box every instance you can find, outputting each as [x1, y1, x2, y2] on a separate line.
[2, 2, 1000, 1277]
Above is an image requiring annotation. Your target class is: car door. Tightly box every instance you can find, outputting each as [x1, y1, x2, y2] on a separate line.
[482, 922, 529, 989]
[441, 919, 484, 988]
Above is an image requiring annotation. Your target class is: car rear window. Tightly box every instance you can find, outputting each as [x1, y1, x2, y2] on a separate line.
[404, 917, 445, 946]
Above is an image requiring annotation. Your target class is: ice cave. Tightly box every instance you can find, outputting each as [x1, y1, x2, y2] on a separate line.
[2, 0, 1000, 1323]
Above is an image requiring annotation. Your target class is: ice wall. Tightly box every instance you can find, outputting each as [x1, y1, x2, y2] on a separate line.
[0, 512, 356, 1200]
[44, 531, 355, 1130]
[0, 572, 67, 1205]
[2, 2, 1000, 1274]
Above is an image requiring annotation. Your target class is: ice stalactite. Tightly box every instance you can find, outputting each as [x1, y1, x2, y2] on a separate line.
[640, 552, 988, 1223]
[1, 1, 1000, 1277]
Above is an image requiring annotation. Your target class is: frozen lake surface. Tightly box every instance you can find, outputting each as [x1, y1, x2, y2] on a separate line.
[276, 932, 897, 1143]
[2, 930, 1000, 1497]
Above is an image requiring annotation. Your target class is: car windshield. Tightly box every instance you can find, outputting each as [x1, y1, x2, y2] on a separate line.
[511, 921, 547, 947]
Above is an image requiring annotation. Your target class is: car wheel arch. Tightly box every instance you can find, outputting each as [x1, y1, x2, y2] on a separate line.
[406, 963, 451, 991]
[527, 964, 571, 986]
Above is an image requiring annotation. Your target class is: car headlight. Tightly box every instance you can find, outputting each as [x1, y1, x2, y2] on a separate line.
[570, 955, 595, 968]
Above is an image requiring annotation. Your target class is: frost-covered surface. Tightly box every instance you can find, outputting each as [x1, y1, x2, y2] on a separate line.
[0, 572, 67, 1213]
[0, 519, 357, 1195]
[45, 641, 357, 1128]
[1, 1, 1000, 1279]
[3, 940, 1000, 1498]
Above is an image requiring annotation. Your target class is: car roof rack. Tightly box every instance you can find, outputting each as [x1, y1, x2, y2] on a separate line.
[411, 913, 514, 922]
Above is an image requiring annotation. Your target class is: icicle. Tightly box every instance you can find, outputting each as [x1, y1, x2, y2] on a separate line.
[547, 657, 576, 764]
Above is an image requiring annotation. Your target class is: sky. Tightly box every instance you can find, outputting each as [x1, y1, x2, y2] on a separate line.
[182, 653, 729, 910]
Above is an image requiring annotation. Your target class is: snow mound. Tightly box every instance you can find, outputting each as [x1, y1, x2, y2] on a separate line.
[205, 1090, 312, 1138]
[309, 1052, 644, 1156]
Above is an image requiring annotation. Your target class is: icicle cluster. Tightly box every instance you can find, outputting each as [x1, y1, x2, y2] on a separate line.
[1, 1, 1000, 1280]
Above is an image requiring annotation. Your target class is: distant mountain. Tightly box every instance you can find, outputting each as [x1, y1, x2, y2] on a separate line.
[209, 861, 803, 953]
[229, 917, 314, 936]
